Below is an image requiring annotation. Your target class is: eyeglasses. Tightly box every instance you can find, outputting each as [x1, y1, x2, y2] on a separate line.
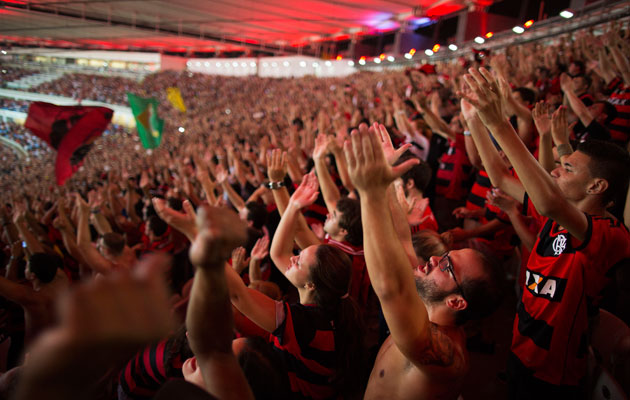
[438, 252, 468, 303]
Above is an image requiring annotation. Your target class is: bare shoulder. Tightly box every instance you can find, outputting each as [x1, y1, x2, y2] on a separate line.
[413, 323, 468, 377]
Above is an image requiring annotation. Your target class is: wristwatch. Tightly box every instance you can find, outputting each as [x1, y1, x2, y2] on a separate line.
[266, 181, 285, 190]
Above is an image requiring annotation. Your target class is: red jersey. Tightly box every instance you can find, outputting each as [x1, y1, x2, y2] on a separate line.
[435, 133, 473, 201]
[466, 170, 491, 211]
[271, 302, 337, 399]
[606, 77, 630, 145]
[511, 194, 630, 386]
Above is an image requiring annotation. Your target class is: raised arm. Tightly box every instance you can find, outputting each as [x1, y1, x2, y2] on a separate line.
[462, 68, 588, 240]
[346, 124, 463, 374]
[269, 173, 321, 273]
[459, 97, 524, 202]
[248, 235, 269, 282]
[330, 127, 356, 192]
[532, 101, 556, 173]
[560, 73, 595, 127]
[267, 150, 320, 249]
[486, 189, 537, 251]
[215, 165, 246, 214]
[187, 206, 255, 400]
[74, 195, 114, 275]
[413, 94, 457, 141]
[152, 198, 198, 242]
[498, 77, 534, 146]
[313, 133, 341, 213]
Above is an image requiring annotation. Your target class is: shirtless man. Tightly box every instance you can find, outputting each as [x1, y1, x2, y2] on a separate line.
[344, 124, 502, 400]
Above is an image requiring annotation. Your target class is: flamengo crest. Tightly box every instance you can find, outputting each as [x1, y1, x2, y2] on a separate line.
[552, 234, 567, 256]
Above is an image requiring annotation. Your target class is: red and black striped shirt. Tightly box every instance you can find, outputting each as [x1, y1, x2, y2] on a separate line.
[271, 302, 337, 400]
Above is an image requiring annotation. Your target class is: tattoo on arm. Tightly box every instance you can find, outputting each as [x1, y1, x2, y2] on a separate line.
[417, 324, 456, 367]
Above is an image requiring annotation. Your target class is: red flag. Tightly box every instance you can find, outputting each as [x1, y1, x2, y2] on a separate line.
[25, 102, 113, 185]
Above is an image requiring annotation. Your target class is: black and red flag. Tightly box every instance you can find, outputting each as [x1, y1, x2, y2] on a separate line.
[25, 102, 113, 185]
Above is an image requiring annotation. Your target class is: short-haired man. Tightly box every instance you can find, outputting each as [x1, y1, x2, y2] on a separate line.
[461, 68, 630, 398]
[344, 124, 503, 399]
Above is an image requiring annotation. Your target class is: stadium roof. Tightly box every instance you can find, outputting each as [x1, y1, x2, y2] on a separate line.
[0, 0, 493, 55]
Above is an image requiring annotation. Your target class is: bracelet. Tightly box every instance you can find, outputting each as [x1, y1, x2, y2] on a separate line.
[463, 130, 472, 137]
[556, 143, 573, 158]
[266, 181, 285, 190]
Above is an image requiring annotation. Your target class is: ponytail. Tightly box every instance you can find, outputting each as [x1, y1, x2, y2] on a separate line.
[310, 245, 367, 398]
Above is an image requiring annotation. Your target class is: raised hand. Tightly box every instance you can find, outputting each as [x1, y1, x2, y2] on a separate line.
[459, 68, 506, 129]
[376, 123, 411, 165]
[74, 193, 90, 215]
[152, 198, 198, 241]
[17, 252, 175, 400]
[559, 73, 574, 93]
[214, 164, 229, 184]
[460, 96, 479, 121]
[395, 183, 416, 215]
[250, 235, 270, 261]
[344, 123, 419, 194]
[486, 188, 518, 214]
[266, 149, 287, 182]
[230, 246, 248, 273]
[288, 171, 319, 209]
[189, 206, 247, 269]
[313, 133, 330, 160]
[408, 197, 430, 226]
[551, 106, 570, 146]
[452, 206, 473, 219]
[532, 101, 552, 136]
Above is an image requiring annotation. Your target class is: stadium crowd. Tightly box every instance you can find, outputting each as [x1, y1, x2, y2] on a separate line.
[0, 20, 629, 400]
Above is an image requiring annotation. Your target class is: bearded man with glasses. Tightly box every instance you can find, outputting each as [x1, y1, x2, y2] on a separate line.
[345, 123, 505, 400]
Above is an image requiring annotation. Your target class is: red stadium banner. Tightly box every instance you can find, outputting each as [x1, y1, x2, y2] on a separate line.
[25, 102, 113, 185]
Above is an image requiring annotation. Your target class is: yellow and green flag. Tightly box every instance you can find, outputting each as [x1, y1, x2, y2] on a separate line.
[127, 93, 164, 149]
[166, 87, 187, 113]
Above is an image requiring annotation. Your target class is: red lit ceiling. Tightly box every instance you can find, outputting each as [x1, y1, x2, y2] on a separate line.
[0, 0, 490, 54]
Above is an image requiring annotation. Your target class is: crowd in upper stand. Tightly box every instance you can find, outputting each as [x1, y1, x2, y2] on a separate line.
[0, 20, 629, 400]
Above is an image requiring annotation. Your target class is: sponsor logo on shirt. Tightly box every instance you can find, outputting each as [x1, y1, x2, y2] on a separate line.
[525, 269, 567, 302]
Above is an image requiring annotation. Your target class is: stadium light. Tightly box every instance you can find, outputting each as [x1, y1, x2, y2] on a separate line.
[387, 56, 395, 62]
[513, 26, 525, 34]
[474, 36, 485, 44]
[560, 10, 574, 19]
[347, 60, 355, 66]
[448, 44, 458, 51]
[425, 49, 434, 56]
[374, 58, 381, 64]
[409, 48, 416, 55]
[358, 58, 366, 65]
[404, 53, 412, 59]
[485, 32, 493, 38]
[524, 20, 534, 28]
[432, 44, 440, 52]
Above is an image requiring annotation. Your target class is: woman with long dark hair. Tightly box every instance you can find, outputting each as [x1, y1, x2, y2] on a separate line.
[224, 177, 366, 399]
